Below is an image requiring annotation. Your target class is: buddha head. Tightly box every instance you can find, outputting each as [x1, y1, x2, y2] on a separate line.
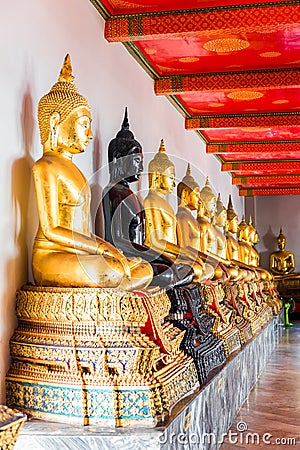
[237, 215, 249, 242]
[277, 227, 287, 251]
[38, 54, 92, 154]
[226, 195, 239, 233]
[200, 177, 216, 219]
[214, 193, 227, 227]
[108, 108, 143, 184]
[148, 139, 175, 194]
[177, 163, 201, 210]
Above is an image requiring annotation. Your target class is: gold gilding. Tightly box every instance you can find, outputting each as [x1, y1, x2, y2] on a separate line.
[227, 91, 264, 101]
[33, 54, 153, 290]
[203, 38, 249, 53]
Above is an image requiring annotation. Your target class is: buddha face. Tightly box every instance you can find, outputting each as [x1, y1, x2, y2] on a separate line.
[278, 237, 286, 251]
[187, 187, 201, 211]
[123, 147, 143, 182]
[159, 166, 176, 194]
[215, 209, 227, 227]
[204, 196, 216, 219]
[239, 226, 249, 242]
[197, 198, 206, 217]
[56, 107, 93, 154]
[227, 215, 238, 233]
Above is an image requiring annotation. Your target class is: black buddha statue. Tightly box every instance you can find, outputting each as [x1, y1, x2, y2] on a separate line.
[100, 108, 193, 288]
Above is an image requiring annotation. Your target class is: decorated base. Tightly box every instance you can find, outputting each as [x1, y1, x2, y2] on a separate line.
[6, 285, 198, 426]
[12, 315, 283, 450]
[167, 285, 226, 384]
[0, 405, 26, 450]
[200, 284, 242, 357]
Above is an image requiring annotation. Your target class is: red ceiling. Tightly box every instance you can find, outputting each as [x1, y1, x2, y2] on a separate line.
[98, 0, 293, 15]
[91, 0, 300, 196]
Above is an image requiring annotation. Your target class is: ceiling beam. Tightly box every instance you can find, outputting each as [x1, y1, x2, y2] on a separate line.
[222, 160, 300, 173]
[232, 174, 300, 186]
[155, 68, 300, 95]
[186, 113, 300, 130]
[207, 142, 300, 154]
[104, 3, 300, 42]
[239, 187, 300, 196]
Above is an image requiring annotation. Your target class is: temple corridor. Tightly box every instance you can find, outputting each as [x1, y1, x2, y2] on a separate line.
[221, 320, 300, 449]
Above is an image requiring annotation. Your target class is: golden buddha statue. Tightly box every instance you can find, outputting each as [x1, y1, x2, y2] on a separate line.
[270, 227, 295, 276]
[144, 140, 208, 283]
[198, 177, 217, 255]
[176, 164, 215, 279]
[214, 193, 229, 260]
[238, 216, 272, 281]
[225, 197, 254, 281]
[237, 215, 251, 265]
[247, 216, 260, 267]
[214, 193, 245, 282]
[33, 54, 153, 290]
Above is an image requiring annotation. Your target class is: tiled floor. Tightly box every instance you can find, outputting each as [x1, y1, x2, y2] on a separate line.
[221, 320, 300, 449]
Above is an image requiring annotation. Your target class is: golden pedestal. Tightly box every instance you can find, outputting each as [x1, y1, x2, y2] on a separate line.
[236, 283, 263, 335]
[223, 283, 254, 345]
[265, 280, 283, 315]
[6, 285, 198, 427]
[200, 284, 242, 357]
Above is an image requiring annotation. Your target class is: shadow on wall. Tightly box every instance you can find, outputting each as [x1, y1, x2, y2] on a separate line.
[0, 85, 36, 403]
[260, 225, 278, 270]
[90, 121, 104, 238]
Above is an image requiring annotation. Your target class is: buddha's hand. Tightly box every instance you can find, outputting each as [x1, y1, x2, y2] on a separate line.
[119, 255, 132, 280]
[96, 242, 131, 279]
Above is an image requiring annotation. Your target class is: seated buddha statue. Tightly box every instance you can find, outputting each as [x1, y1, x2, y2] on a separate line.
[214, 193, 243, 282]
[237, 215, 251, 265]
[238, 216, 272, 281]
[32, 54, 153, 291]
[247, 216, 260, 267]
[101, 109, 193, 288]
[214, 193, 229, 260]
[176, 166, 231, 282]
[270, 227, 295, 276]
[198, 177, 217, 255]
[143, 140, 209, 283]
[225, 196, 254, 281]
[176, 164, 215, 279]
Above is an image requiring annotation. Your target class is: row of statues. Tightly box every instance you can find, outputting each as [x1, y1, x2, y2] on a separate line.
[6, 54, 281, 426]
[32, 53, 269, 292]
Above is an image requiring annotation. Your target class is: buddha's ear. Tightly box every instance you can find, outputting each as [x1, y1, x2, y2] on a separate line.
[49, 112, 60, 131]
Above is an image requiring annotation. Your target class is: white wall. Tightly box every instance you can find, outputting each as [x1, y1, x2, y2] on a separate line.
[254, 196, 300, 272]
[0, 0, 243, 402]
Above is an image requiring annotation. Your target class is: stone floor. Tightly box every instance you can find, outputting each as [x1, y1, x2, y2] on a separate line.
[221, 320, 300, 449]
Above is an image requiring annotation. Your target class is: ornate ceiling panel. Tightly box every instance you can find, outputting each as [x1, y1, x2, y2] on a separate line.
[91, 0, 300, 196]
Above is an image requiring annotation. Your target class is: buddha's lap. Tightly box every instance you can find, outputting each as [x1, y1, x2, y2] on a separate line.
[32, 251, 125, 279]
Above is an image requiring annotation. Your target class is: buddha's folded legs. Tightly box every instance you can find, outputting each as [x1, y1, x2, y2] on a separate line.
[32, 251, 124, 287]
[32, 251, 152, 290]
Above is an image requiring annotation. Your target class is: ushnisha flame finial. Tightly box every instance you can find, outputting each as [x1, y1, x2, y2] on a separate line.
[158, 139, 166, 153]
[216, 193, 226, 215]
[121, 106, 129, 130]
[227, 195, 238, 221]
[58, 54, 74, 83]
[186, 163, 191, 177]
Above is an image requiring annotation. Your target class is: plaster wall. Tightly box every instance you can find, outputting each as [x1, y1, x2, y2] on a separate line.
[254, 196, 300, 272]
[0, 0, 243, 402]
